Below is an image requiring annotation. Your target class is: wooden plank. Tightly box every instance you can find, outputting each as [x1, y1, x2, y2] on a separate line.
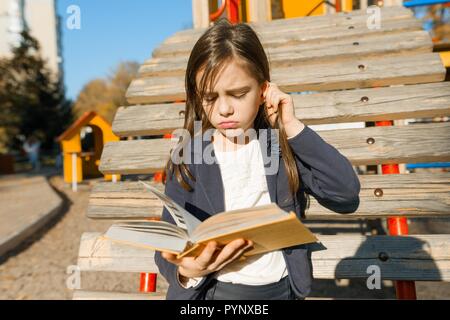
[126, 53, 445, 104]
[76, 233, 450, 281]
[159, 6, 414, 48]
[73, 290, 165, 300]
[152, 18, 422, 58]
[164, 5, 413, 45]
[192, 0, 209, 29]
[87, 173, 450, 220]
[248, 0, 271, 23]
[140, 31, 432, 78]
[113, 82, 450, 137]
[311, 235, 450, 281]
[99, 122, 450, 174]
[77, 232, 158, 273]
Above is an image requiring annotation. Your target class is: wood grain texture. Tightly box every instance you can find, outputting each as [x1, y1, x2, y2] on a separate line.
[76, 233, 450, 281]
[72, 290, 165, 300]
[140, 31, 432, 77]
[86, 173, 450, 220]
[113, 82, 450, 137]
[126, 53, 445, 104]
[161, 5, 413, 45]
[99, 122, 450, 174]
[153, 19, 421, 58]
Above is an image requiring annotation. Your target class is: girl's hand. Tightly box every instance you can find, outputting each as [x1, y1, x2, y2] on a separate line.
[161, 239, 254, 279]
[263, 82, 297, 127]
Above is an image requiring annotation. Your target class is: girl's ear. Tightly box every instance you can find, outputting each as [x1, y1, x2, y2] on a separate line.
[260, 81, 268, 104]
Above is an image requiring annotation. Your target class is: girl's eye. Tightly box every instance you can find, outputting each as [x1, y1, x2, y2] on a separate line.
[234, 93, 247, 99]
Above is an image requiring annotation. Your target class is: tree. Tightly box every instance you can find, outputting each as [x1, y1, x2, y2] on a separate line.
[73, 61, 139, 123]
[0, 31, 72, 154]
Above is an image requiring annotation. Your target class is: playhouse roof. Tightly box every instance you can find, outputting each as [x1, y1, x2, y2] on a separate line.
[56, 111, 111, 142]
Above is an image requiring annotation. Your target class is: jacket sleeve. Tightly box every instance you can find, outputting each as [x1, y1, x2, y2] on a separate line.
[153, 167, 210, 299]
[287, 125, 361, 214]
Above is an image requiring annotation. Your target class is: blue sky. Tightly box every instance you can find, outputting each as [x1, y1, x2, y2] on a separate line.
[57, 0, 193, 100]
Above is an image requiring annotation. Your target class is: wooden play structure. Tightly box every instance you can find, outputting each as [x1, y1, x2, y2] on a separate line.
[74, 3, 450, 300]
[57, 111, 119, 187]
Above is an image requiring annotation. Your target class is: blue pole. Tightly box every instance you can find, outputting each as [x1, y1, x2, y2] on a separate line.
[406, 162, 450, 169]
[404, 0, 450, 7]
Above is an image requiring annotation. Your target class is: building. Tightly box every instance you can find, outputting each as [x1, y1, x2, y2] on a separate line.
[0, 0, 63, 81]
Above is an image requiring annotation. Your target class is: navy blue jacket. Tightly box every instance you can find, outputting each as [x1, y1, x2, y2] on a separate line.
[155, 125, 361, 300]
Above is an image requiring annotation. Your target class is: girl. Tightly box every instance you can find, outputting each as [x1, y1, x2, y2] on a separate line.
[155, 18, 360, 300]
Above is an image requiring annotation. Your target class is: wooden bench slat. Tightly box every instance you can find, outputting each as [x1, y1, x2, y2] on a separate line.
[126, 53, 445, 104]
[72, 290, 165, 300]
[77, 233, 450, 281]
[140, 31, 432, 78]
[154, 17, 421, 58]
[163, 5, 412, 45]
[87, 172, 450, 220]
[99, 122, 450, 174]
[77, 232, 157, 273]
[113, 82, 450, 137]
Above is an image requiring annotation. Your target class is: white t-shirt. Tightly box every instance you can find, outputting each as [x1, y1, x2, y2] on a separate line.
[179, 131, 288, 288]
[211, 131, 288, 285]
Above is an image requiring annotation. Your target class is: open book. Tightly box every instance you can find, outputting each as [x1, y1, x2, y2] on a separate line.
[103, 181, 319, 259]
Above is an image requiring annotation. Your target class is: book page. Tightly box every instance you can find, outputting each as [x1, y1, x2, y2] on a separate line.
[191, 203, 288, 241]
[113, 220, 189, 239]
[180, 213, 318, 258]
[138, 180, 201, 235]
[104, 224, 189, 254]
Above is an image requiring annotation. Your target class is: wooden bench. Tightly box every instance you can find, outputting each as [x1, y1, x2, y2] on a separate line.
[73, 5, 450, 300]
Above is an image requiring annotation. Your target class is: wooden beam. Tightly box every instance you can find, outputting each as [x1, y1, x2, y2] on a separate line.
[113, 82, 450, 137]
[152, 18, 421, 58]
[162, 5, 413, 46]
[77, 232, 158, 273]
[99, 122, 450, 174]
[87, 172, 450, 220]
[248, 0, 271, 22]
[139, 31, 432, 78]
[126, 53, 445, 104]
[76, 233, 450, 281]
[192, 0, 210, 29]
[73, 290, 165, 300]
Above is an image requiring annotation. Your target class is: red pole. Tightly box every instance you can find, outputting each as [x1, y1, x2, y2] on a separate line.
[335, 0, 341, 12]
[376, 120, 417, 300]
[227, 0, 240, 23]
[139, 133, 172, 293]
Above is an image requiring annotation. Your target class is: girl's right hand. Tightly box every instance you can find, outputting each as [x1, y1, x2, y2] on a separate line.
[161, 239, 254, 279]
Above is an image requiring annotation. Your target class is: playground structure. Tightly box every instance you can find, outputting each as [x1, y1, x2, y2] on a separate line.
[57, 111, 120, 190]
[73, 2, 450, 300]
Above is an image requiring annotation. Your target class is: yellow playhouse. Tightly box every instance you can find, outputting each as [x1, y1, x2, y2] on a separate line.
[57, 111, 119, 184]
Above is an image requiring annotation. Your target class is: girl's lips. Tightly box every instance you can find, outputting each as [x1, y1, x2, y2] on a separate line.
[219, 122, 238, 129]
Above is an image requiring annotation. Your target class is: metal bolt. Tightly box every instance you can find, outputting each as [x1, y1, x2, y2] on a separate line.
[374, 188, 383, 197]
[378, 252, 389, 262]
[366, 137, 375, 144]
[361, 96, 369, 102]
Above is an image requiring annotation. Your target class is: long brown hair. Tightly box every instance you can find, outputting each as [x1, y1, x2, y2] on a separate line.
[164, 18, 301, 199]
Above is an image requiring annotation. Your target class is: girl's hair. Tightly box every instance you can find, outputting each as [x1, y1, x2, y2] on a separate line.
[163, 18, 302, 200]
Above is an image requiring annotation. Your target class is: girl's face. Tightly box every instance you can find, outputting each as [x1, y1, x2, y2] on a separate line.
[196, 58, 266, 139]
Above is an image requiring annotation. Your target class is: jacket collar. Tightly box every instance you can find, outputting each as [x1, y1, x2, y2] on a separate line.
[189, 127, 279, 214]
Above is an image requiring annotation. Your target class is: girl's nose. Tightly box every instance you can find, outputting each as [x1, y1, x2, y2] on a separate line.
[218, 97, 234, 116]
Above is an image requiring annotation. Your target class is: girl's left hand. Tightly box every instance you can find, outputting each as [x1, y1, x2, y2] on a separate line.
[263, 82, 297, 127]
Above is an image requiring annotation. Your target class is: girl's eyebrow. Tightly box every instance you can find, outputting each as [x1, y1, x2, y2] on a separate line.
[206, 85, 251, 95]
